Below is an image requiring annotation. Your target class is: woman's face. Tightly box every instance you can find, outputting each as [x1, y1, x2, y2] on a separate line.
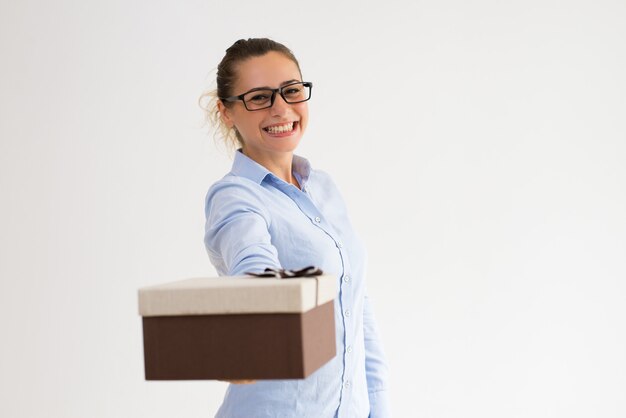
[219, 51, 309, 160]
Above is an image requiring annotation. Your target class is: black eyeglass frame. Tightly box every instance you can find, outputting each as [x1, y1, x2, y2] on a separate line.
[220, 81, 313, 111]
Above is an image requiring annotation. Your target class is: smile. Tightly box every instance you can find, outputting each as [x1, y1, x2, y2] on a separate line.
[263, 121, 298, 134]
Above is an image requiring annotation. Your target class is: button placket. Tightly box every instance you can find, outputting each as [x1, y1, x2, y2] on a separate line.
[330, 230, 356, 410]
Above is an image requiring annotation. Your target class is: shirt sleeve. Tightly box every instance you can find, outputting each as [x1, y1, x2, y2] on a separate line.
[204, 180, 282, 276]
[363, 292, 392, 418]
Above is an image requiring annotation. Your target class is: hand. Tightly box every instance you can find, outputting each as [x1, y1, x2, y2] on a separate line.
[220, 380, 256, 384]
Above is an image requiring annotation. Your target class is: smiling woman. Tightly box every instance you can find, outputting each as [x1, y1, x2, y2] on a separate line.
[199, 38, 391, 418]
[215, 51, 309, 180]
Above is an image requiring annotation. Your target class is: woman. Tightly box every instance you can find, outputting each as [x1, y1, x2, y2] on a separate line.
[201, 38, 390, 418]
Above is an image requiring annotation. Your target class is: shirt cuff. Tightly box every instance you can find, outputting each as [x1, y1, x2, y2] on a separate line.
[368, 389, 391, 418]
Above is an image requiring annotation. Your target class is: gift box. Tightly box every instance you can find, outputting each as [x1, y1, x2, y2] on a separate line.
[138, 274, 337, 380]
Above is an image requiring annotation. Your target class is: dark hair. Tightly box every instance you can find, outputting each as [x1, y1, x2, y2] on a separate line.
[200, 38, 302, 148]
[217, 38, 302, 102]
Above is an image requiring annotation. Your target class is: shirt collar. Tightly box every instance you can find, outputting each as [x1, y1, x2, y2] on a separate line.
[230, 149, 270, 184]
[230, 149, 312, 187]
[292, 154, 312, 187]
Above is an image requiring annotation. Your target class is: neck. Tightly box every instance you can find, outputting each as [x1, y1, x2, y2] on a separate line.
[241, 148, 300, 189]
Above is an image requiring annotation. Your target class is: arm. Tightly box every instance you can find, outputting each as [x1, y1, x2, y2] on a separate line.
[205, 181, 280, 385]
[204, 181, 281, 276]
[364, 292, 392, 418]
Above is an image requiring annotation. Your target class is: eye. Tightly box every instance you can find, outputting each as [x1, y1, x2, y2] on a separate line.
[284, 87, 303, 98]
[249, 94, 270, 102]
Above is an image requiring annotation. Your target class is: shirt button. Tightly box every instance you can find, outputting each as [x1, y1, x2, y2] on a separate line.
[344, 309, 351, 317]
[344, 381, 351, 389]
[343, 275, 351, 283]
[346, 345, 353, 353]
[314, 216, 321, 223]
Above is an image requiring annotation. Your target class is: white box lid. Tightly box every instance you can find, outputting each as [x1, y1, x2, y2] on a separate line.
[138, 274, 337, 317]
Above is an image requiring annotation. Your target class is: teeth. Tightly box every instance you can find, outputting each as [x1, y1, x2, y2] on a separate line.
[266, 122, 294, 134]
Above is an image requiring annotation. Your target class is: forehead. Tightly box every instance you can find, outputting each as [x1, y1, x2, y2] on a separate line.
[234, 51, 302, 92]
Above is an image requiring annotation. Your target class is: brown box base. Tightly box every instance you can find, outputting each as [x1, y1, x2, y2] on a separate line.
[142, 301, 335, 380]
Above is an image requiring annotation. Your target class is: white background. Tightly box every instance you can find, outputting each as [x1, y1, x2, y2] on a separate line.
[1, 0, 625, 417]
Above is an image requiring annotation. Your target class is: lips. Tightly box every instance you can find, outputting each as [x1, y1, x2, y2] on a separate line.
[263, 121, 298, 135]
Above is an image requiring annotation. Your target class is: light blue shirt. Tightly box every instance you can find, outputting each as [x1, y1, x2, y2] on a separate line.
[204, 150, 391, 418]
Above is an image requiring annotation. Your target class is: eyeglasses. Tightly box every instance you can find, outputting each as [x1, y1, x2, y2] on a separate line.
[220, 81, 313, 111]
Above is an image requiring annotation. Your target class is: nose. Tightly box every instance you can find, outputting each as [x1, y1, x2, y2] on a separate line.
[270, 92, 290, 116]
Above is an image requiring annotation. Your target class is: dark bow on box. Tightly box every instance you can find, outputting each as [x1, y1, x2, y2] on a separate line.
[246, 266, 325, 305]
[246, 266, 324, 279]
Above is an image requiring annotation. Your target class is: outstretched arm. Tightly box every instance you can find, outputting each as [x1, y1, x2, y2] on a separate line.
[204, 181, 281, 276]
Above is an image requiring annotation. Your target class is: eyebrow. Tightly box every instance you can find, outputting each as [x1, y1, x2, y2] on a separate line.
[247, 79, 301, 91]
[279, 79, 300, 87]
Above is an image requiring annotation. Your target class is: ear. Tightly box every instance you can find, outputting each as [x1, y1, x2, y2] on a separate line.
[217, 100, 235, 129]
